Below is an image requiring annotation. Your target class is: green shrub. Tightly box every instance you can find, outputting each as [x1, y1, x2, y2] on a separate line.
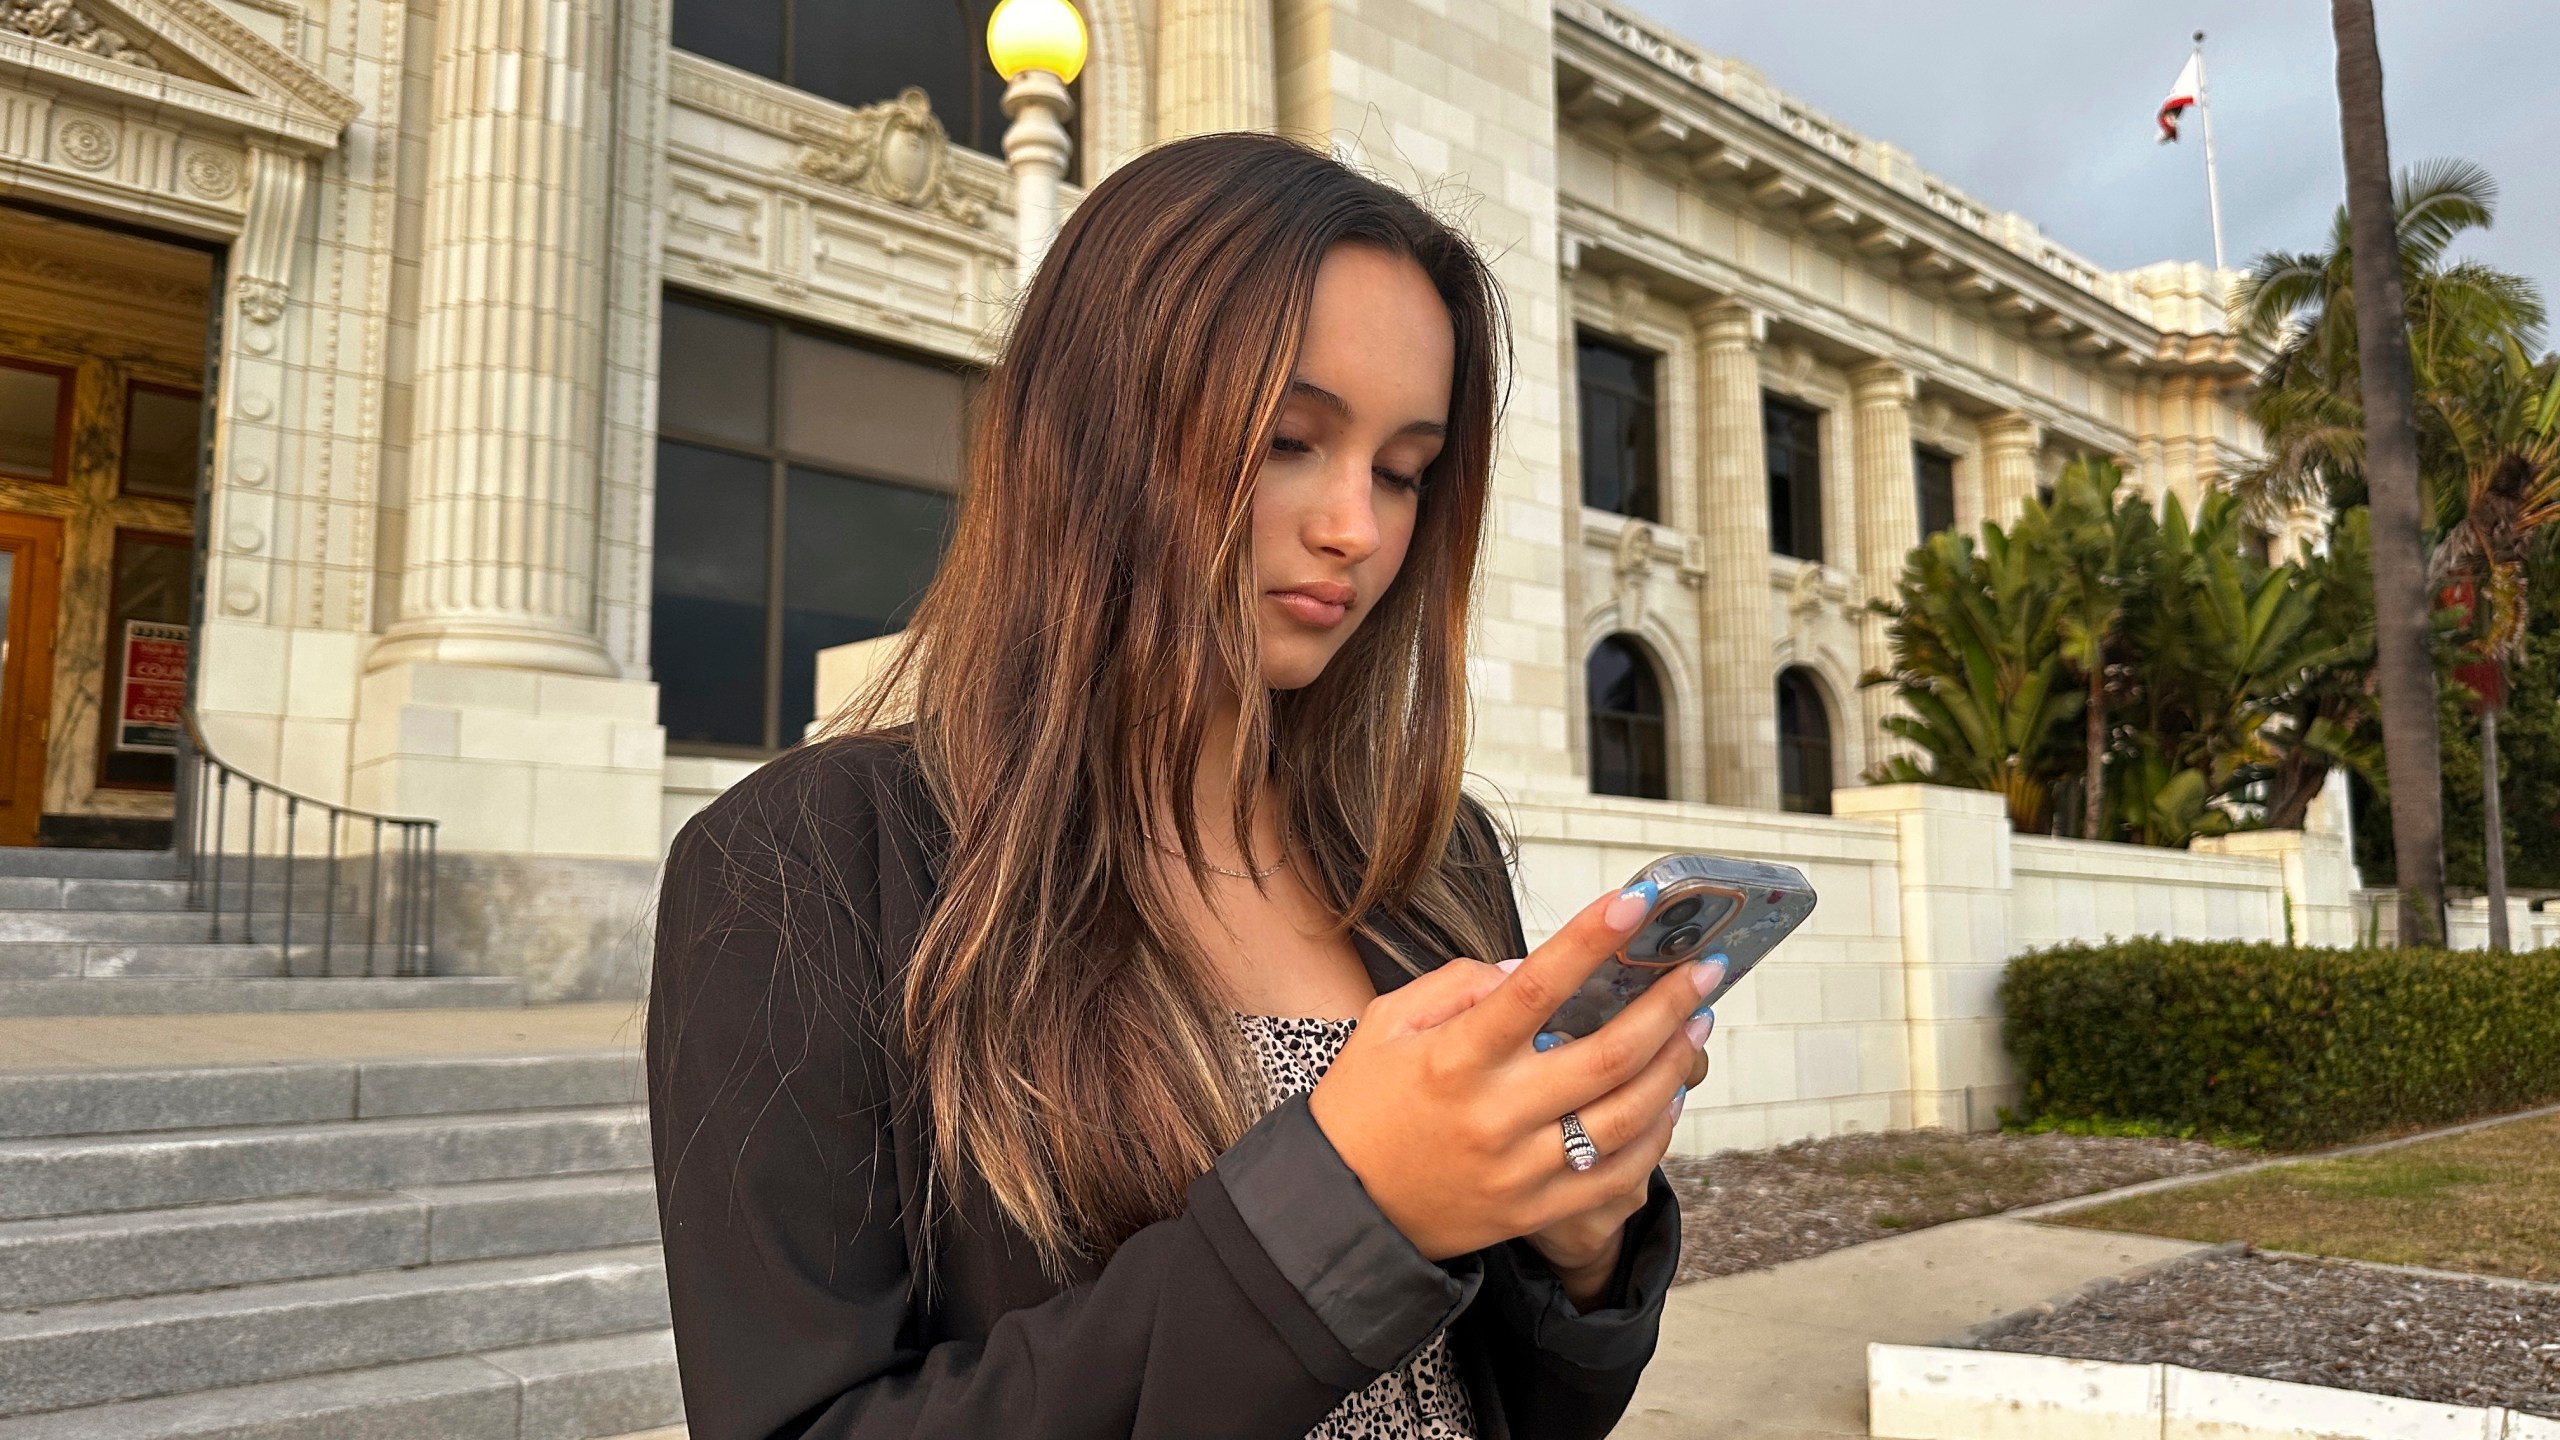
[2000, 939, 2560, 1149]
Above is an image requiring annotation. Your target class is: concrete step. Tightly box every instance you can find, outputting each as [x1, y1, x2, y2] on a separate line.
[0, 911, 371, 945]
[0, 877, 350, 913]
[0, 976, 525, 1016]
[0, 1247, 670, 1418]
[0, 1051, 644, 1140]
[0, 850, 179, 881]
[0, 1105, 648, 1220]
[0, 1328, 679, 1440]
[0, 939, 433, 980]
[0, 1170, 660, 1308]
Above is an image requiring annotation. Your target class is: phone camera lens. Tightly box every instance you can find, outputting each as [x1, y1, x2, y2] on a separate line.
[1658, 924, 1705, 958]
[1658, 896, 1703, 927]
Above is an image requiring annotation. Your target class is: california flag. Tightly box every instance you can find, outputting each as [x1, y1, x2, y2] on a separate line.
[2156, 51, 2202, 143]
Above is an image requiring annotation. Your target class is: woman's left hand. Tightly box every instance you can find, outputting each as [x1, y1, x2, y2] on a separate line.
[1521, 1029, 1711, 1309]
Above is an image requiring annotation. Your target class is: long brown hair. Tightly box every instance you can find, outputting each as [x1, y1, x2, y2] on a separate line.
[839, 132, 1513, 1270]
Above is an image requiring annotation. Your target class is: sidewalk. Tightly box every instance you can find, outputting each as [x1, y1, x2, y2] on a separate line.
[1612, 1215, 2206, 1439]
[0, 1001, 647, 1070]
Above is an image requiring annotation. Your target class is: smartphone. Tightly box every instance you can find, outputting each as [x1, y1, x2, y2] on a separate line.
[1541, 854, 1818, 1039]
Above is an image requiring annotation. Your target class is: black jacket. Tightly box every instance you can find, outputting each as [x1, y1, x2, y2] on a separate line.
[647, 736, 1678, 1439]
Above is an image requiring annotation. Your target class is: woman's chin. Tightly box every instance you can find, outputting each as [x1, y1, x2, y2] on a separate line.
[1258, 644, 1340, 692]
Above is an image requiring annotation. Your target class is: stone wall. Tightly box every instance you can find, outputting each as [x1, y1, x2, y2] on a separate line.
[1503, 782, 2360, 1153]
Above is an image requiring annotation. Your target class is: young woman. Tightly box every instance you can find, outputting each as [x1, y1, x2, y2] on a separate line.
[648, 132, 1720, 1440]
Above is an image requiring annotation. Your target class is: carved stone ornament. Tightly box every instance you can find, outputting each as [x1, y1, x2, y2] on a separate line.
[1608, 273, 1649, 334]
[2, 0, 160, 67]
[1787, 561, 1830, 625]
[795, 87, 988, 226]
[1612, 520, 1657, 630]
[235, 276, 286, 324]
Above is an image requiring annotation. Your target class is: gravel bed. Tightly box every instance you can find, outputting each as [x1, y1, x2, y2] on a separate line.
[1662, 1128, 2238, 1283]
[1984, 1250, 2560, 1418]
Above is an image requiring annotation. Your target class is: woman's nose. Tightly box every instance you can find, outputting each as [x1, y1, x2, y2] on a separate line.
[1306, 460, 1381, 561]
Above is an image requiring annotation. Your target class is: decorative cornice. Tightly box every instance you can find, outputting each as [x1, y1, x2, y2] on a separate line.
[1555, 0, 2264, 367]
[144, 0, 357, 128]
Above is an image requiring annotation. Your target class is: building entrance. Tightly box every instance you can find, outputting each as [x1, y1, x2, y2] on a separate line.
[0, 204, 213, 847]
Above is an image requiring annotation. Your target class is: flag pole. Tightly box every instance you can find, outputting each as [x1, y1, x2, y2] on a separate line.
[2195, 30, 2228, 270]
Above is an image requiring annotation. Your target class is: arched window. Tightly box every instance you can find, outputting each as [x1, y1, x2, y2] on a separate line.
[673, 0, 1065, 170]
[1777, 668, 1833, 815]
[1588, 637, 1668, 799]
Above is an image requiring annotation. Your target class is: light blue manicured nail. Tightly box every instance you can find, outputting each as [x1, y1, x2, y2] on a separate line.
[1621, 880, 1660, 908]
[1534, 1031, 1567, 1053]
[1684, 1011, 1714, 1048]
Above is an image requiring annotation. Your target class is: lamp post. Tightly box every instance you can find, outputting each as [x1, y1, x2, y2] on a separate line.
[987, 0, 1087, 279]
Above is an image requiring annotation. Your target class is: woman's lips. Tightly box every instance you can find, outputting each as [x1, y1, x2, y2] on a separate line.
[1268, 584, 1354, 628]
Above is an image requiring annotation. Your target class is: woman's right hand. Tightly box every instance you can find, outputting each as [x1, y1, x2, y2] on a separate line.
[1305, 884, 1718, 1262]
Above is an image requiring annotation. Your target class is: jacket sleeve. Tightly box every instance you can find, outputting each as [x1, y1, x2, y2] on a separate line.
[647, 753, 1478, 1440]
[1454, 794, 1682, 1438]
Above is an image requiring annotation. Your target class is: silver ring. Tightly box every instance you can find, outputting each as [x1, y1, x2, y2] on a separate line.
[1559, 1112, 1600, 1172]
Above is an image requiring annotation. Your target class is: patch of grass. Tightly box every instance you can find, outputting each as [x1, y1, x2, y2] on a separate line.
[2054, 1110, 2560, 1282]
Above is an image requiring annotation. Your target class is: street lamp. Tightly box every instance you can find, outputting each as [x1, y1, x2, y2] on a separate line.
[986, 0, 1087, 278]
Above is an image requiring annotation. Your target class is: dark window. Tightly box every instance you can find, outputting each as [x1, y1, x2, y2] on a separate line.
[0, 356, 72, 484]
[1764, 394, 1823, 563]
[671, 0, 1062, 170]
[653, 292, 968, 753]
[1777, 668, 1833, 815]
[1577, 335, 1658, 520]
[1915, 445, 1957, 540]
[1588, 636, 1668, 800]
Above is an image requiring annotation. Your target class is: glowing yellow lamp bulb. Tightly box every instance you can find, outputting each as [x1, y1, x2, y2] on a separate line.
[987, 0, 1088, 84]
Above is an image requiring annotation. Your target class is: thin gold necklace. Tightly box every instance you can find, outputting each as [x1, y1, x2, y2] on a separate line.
[1149, 837, 1286, 881]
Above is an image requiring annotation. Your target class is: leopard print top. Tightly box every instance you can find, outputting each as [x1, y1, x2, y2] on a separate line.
[1233, 1014, 1478, 1440]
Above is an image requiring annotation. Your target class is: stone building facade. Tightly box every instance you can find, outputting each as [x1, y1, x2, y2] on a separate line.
[0, 0, 2335, 1144]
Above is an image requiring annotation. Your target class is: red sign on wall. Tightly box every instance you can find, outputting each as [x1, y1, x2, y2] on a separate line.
[116, 620, 188, 754]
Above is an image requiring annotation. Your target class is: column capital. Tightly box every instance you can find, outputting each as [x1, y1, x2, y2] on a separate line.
[1980, 410, 2044, 451]
[1847, 358, 1917, 407]
[1691, 297, 1765, 349]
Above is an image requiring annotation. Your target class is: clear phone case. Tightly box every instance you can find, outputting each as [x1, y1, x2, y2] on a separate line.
[1541, 853, 1818, 1039]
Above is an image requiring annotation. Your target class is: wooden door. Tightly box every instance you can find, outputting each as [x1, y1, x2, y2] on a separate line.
[0, 513, 62, 846]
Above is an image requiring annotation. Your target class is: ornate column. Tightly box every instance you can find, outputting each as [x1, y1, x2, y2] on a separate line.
[1979, 412, 2044, 527]
[373, 0, 616, 677]
[1694, 301, 1780, 811]
[1155, 0, 1276, 139]
[350, 0, 663, 864]
[1849, 360, 1919, 751]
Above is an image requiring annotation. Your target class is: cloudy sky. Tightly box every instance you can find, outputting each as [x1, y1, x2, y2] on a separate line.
[1631, 0, 2558, 322]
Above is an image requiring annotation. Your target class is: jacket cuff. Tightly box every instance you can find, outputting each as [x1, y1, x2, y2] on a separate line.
[1208, 1094, 1483, 1375]
[1483, 1168, 1680, 1374]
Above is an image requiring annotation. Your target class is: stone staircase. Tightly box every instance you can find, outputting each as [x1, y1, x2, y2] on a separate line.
[0, 849, 523, 1016]
[0, 1050, 682, 1438]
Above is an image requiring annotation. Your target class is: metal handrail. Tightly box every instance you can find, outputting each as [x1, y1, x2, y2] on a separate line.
[174, 708, 438, 979]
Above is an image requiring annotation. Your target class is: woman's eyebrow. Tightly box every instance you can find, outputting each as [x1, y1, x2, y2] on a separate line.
[1288, 379, 1447, 439]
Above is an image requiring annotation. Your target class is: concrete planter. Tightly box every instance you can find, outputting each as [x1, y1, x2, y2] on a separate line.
[1868, 1342, 2560, 1440]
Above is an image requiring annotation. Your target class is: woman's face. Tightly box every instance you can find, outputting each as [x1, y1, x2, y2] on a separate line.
[1250, 244, 1456, 691]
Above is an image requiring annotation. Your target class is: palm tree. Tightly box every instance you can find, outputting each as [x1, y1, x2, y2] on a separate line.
[2232, 159, 2547, 520]
[2045, 459, 2148, 839]
[2427, 341, 2560, 948]
[2328, 0, 2445, 945]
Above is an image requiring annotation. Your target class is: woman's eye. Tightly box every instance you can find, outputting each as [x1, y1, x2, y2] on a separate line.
[1376, 466, 1425, 494]
[1270, 435, 1313, 456]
